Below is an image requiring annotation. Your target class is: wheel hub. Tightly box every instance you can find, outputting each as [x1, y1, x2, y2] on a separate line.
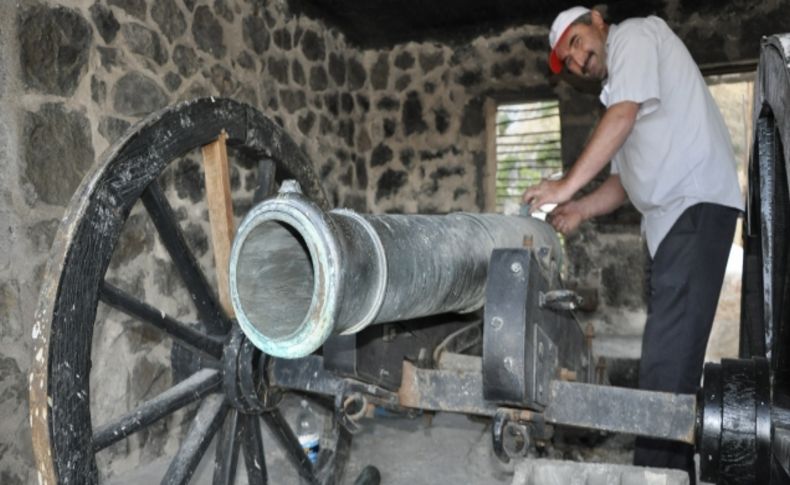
[223, 325, 275, 413]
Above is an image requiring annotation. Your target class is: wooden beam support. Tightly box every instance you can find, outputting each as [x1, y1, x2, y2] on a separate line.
[202, 131, 236, 317]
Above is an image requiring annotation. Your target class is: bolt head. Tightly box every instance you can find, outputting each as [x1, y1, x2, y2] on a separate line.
[279, 179, 303, 193]
[510, 262, 523, 274]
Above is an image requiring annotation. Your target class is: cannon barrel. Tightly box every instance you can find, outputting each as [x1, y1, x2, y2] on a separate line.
[229, 181, 562, 358]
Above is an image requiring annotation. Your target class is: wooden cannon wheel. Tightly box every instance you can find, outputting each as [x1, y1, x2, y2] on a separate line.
[29, 98, 349, 484]
[740, 35, 790, 372]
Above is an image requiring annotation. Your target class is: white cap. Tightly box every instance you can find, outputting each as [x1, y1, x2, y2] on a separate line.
[548, 6, 591, 73]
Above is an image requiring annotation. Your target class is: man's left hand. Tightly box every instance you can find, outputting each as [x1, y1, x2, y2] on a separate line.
[548, 200, 586, 235]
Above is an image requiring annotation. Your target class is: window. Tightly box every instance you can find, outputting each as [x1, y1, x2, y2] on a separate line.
[705, 72, 754, 184]
[703, 71, 755, 362]
[494, 100, 562, 215]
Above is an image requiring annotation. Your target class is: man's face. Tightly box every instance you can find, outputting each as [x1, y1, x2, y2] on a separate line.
[554, 11, 608, 81]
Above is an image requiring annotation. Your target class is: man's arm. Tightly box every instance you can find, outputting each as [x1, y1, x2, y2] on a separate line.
[550, 174, 627, 234]
[522, 100, 639, 210]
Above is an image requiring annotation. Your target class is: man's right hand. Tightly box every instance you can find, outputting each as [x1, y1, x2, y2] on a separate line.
[521, 178, 573, 213]
[548, 200, 587, 235]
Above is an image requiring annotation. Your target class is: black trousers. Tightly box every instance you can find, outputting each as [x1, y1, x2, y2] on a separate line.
[633, 203, 739, 483]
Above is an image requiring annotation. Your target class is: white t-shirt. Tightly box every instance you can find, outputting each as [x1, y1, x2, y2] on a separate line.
[599, 17, 743, 256]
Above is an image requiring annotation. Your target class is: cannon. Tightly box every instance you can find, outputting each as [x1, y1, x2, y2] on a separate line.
[28, 33, 790, 484]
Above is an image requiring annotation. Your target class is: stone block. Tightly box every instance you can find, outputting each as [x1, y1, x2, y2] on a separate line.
[109, 212, 155, 269]
[328, 53, 346, 85]
[22, 103, 94, 206]
[152, 0, 187, 42]
[213, 0, 234, 22]
[301, 30, 326, 61]
[98, 117, 131, 144]
[193, 5, 225, 58]
[273, 29, 292, 50]
[98, 46, 121, 70]
[280, 90, 306, 113]
[113, 72, 168, 116]
[26, 219, 59, 254]
[341, 93, 354, 113]
[460, 98, 484, 136]
[109, 0, 146, 20]
[376, 169, 408, 201]
[394, 51, 415, 69]
[268, 57, 289, 84]
[419, 50, 444, 73]
[172, 157, 204, 203]
[309, 65, 328, 91]
[434, 108, 450, 134]
[297, 112, 315, 135]
[237, 51, 255, 70]
[19, 4, 92, 96]
[456, 68, 483, 87]
[292, 60, 306, 86]
[172, 44, 200, 77]
[243, 14, 269, 55]
[90, 3, 120, 44]
[402, 91, 427, 135]
[164, 72, 182, 91]
[355, 156, 368, 188]
[371, 53, 389, 90]
[347, 58, 367, 90]
[370, 143, 393, 167]
[395, 74, 411, 91]
[207, 63, 234, 95]
[122, 23, 168, 66]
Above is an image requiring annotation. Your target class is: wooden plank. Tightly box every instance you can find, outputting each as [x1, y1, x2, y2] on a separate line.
[202, 131, 236, 317]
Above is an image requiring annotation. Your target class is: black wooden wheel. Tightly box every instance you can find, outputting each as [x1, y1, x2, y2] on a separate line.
[740, 35, 790, 381]
[29, 98, 348, 484]
[738, 33, 790, 485]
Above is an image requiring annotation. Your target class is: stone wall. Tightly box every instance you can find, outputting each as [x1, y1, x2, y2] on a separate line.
[0, 0, 782, 481]
[0, 2, 32, 483]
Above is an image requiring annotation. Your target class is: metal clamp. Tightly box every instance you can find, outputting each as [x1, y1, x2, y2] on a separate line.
[491, 408, 552, 463]
[539, 289, 583, 311]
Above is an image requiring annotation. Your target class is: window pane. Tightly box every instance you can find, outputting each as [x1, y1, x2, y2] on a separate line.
[495, 100, 562, 214]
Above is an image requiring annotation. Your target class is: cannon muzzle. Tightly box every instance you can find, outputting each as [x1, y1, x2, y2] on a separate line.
[229, 181, 562, 358]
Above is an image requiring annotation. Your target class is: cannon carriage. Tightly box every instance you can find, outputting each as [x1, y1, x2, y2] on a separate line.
[29, 33, 790, 485]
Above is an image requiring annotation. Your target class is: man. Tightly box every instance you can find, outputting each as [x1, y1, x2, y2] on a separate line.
[523, 6, 743, 482]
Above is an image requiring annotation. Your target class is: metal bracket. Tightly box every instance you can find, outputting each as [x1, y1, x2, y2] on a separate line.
[483, 249, 588, 409]
[538, 289, 583, 311]
[491, 408, 552, 463]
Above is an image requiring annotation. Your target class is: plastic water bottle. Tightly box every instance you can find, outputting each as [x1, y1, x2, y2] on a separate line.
[296, 399, 319, 465]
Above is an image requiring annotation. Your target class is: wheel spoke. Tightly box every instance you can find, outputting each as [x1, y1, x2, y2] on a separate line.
[212, 408, 242, 485]
[99, 282, 224, 359]
[262, 408, 317, 484]
[242, 414, 268, 484]
[141, 180, 231, 335]
[315, 414, 352, 485]
[162, 393, 228, 485]
[253, 159, 277, 203]
[93, 368, 222, 451]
